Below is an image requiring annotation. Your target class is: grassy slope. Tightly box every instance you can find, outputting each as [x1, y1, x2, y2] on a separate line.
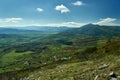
[0, 51, 31, 73]
[27, 41, 120, 80]
[29, 59, 120, 80]
[0, 39, 119, 80]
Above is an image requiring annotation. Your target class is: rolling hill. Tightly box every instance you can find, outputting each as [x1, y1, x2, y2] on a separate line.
[57, 24, 120, 37]
[0, 24, 120, 80]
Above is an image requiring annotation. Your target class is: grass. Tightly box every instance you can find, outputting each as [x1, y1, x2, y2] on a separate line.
[20, 41, 119, 80]
[0, 37, 119, 80]
[0, 51, 31, 73]
[0, 51, 31, 65]
[27, 54, 120, 80]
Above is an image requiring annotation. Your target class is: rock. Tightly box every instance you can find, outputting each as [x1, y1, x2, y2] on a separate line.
[109, 72, 117, 78]
[93, 72, 119, 80]
[109, 72, 119, 80]
[99, 64, 109, 70]
[20, 77, 29, 80]
[94, 75, 99, 80]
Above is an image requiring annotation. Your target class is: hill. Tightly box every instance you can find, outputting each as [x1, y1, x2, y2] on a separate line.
[0, 27, 69, 47]
[15, 26, 69, 32]
[0, 40, 120, 80]
[0, 24, 119, 80]
[57, 24, 120, 37]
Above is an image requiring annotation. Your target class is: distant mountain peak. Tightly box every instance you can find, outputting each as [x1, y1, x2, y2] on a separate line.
[81, 23, 97, 28]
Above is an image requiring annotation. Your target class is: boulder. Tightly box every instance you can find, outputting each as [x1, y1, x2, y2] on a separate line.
[109, 72, 119, 80]
[109, 72, 117, 78]
[99, 64, 109, 70]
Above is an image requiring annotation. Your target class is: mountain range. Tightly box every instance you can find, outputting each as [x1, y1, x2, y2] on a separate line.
[0, 24, 120, 37]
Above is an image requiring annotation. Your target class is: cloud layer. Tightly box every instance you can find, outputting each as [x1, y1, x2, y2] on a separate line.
[31, 22, 86, 27]
[55, 4, 70, 13]
[0, 18, 23, 23]
[94, 18, 117, 25]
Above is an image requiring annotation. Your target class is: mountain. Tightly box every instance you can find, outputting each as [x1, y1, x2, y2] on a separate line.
[0, 28, 43, 34]
[0, 26, 70, 35]
[13, 26, 69, 32]
[1, 24, 120, 37]
[78, 24, 120, 36]
[58, 24, 120, 37]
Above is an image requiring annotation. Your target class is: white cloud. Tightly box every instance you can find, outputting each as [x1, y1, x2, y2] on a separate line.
[36, 8, 43, 12]
[94, 18, 117, 25]
[55, 4, 70, 13]
[0, 18, 23, 23]
[32, 22, 86, 27]
[72, 1, 84, 6]
[59, 22, 84, 27]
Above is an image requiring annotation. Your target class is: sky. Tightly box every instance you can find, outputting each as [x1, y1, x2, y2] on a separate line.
[0, 0, 120, 27]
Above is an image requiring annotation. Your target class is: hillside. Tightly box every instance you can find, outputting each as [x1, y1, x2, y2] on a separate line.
[57, 24, 120, 37]
[0, 27, 68, 47]
[15, 26, 69, 32]
[0, 40, 120, 80]
[0, 24, 119, 80]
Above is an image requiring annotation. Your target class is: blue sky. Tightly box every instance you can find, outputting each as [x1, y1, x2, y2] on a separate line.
[0, 0, 120, 27]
